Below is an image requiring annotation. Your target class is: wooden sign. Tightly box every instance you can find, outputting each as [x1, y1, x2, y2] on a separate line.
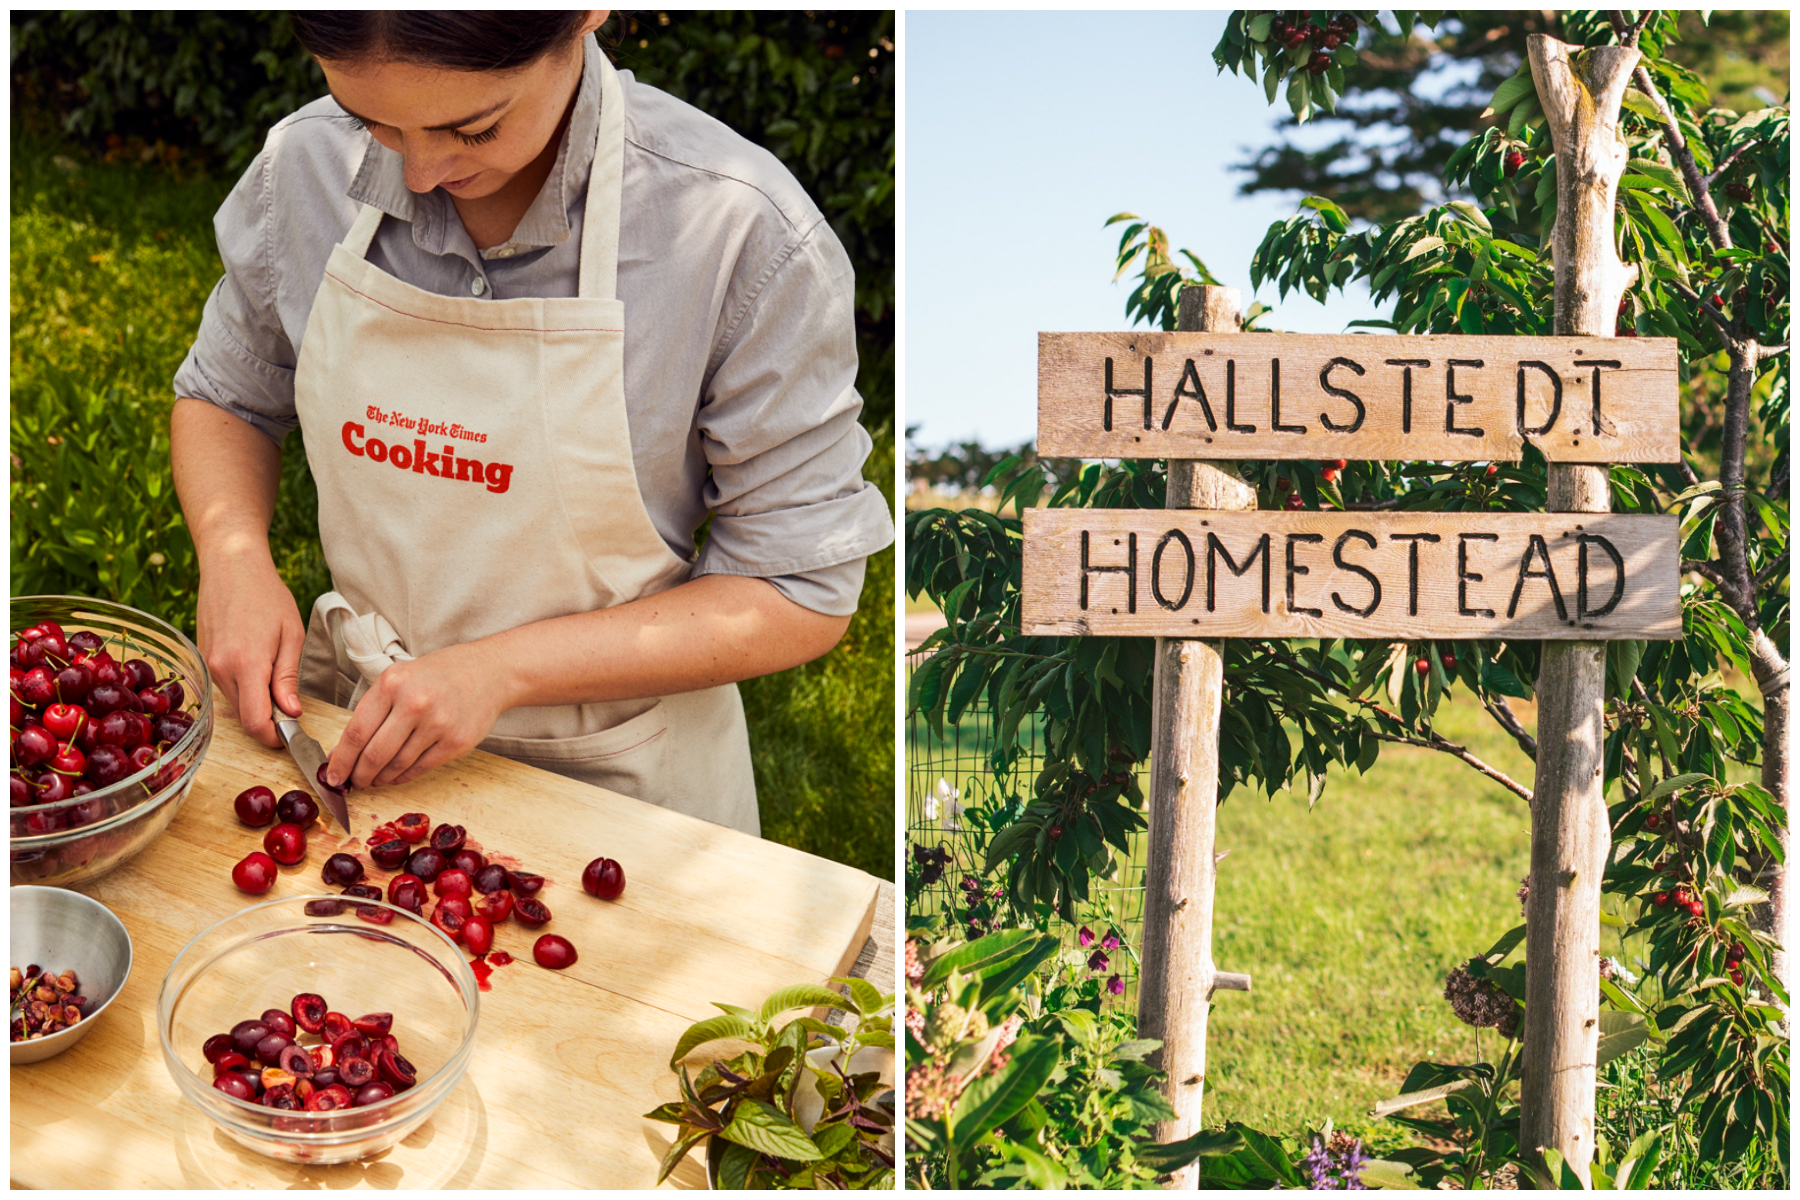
[1038, 332, 1679, 463]
[1021, 509, 1680, 640]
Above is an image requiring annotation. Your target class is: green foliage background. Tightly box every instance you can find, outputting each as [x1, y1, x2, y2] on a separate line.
[10, 11, 895, 878]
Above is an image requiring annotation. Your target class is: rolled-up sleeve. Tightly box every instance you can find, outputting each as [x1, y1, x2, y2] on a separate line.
[171, 148, 301, 444]
[692, 217, 894, 615]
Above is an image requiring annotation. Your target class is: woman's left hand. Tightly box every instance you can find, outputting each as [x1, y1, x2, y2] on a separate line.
[324, 641, 514, 789]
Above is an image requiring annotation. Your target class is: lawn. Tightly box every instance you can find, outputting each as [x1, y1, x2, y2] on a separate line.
[11, 130, 895, 879]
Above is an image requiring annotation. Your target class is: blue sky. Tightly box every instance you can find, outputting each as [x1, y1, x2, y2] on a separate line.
[905, 9, 1385, 450]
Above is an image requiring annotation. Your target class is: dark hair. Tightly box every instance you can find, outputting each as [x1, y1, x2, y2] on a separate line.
[289, 11, 591, 71]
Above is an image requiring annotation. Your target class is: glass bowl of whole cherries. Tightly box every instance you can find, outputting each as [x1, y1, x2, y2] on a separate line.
[158, 894, 480, 1164]
[10, 595, 213, 886]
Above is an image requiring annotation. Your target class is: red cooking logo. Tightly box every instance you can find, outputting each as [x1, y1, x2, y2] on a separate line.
[340, 421, 513, 493]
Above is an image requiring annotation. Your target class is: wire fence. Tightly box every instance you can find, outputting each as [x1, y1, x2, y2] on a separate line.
[905, 648, 1154, 1003]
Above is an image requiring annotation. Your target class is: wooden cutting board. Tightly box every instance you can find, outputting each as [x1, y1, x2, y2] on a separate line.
[10, 691, 884, 1189]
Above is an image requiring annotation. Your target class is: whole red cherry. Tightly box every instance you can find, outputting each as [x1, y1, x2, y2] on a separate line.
[581, 857, 626, 901]
[533, 934, 578, 970]
[233, 851, 280, 895]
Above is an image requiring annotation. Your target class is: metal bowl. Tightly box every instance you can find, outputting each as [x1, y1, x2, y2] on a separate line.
[10, 885, 135, 1064]
[10, 595, 213, 887]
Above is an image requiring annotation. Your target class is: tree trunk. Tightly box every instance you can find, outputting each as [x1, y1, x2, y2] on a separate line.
[1519, 35, 1641, 1188]
[1138, 285, 1257, 1189]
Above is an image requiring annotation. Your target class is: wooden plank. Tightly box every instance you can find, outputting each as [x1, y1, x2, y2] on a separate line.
[10, 690, 883, 1190]
[1038, 331, 1679, 462]
[1021, 508, 1679, 640]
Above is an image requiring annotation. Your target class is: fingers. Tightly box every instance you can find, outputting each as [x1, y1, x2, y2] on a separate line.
[327, 687, 388, 791]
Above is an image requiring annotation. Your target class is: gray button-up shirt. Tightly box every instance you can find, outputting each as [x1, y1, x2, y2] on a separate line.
[174, 37, 892, 615]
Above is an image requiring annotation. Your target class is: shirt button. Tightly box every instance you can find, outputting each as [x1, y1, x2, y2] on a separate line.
[471, 277, 487, 296]
[494, 246, 515, 259]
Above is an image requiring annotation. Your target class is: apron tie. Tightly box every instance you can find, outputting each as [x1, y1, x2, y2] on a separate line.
[313, 592, 413, 708]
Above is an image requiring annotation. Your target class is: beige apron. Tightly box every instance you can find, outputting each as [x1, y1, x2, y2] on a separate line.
[292, 54, 759, 834]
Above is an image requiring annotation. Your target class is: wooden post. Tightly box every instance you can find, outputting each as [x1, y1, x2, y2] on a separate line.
[1520, 35, 1641, 1188]
[1137, 285, 1257, 1188]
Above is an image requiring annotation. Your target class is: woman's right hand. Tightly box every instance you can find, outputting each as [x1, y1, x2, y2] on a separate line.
[195, 551, 306, 748]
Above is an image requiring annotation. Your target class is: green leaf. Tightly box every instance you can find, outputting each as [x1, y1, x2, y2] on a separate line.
[655, 1125, 712, 1186]
[948, 1035, 1059, 1149]
[1645, 772, 1710, 802]
[716, 1140, 759, 1190]
[1482, 65, 1537, 117]
[719, 1098, 825, 1161]
[921, 928, 1050, 990]
[833, 975, 885, 1018]
[758, 983, 857, 1024]
[670, 1013, 759, 1069]
[1135, 1126, 1246, 1173]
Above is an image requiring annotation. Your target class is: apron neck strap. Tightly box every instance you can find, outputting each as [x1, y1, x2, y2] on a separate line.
[343, 202, 384, 259]
[578, 53, 625, 301]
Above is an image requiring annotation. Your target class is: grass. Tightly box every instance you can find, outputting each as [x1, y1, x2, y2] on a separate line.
[12, 129, 894, 879]
[1204, 695, 1535, 1134]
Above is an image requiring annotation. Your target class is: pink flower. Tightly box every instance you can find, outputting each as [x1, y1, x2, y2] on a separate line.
[1078, 925, 1095, 948]
[1088, 949, 1109, 972]
[1106, 974, 1125, 996]
[1101, 932, 1120, 951]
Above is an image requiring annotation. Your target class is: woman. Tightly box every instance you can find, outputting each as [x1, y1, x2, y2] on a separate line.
[170, 12, 892, 835]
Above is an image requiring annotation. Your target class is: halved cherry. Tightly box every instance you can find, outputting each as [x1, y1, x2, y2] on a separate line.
[394, 812, 431, 843]
[321, 1011, 355, 1043]
[507, 870, 545, 896]
[309, 1043, 336, 1070]
[375, 1047, 417, 1091]
[352, 1012, 393, 1036]
[430, 822, 466, 853]
[431, 905, 466, 943]
[212, 1051, 252, 1077]
[203, 1033, 235, 1063]
[474, 890, 514, 923]
[332, 1032, 370, 1063]
[292, 993, 328, 1035]
[513, 897, 553, 927]
[303, 1083, 355, 1112]
[338, 1056, 377, 1088]
[278, 1043, 315, 1078]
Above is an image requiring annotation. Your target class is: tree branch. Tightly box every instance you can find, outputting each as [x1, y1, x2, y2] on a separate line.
[1606, 10, 1654, 49]
[1700, 141, 1752, 191]
[1262, 647, 1533, 802]
[1681, 558, 1744, 607]
[1669, 278, 1736, 339]
[1757, 341, 1789, 361]
[1484, 696, 1539, 759]
[1755, 553, 1789, 591]
[1627, 63, 1734, 252]
[1367, 730, 1534, 801]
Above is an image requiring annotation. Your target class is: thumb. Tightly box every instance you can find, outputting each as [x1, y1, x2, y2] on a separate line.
[273, 619, 305, 718]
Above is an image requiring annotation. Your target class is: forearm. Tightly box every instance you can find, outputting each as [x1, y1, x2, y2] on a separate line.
[170, 397, 282, 570]
[480, 573, 852, 709]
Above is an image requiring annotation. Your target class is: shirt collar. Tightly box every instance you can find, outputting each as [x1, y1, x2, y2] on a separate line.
[345, 35, 604, 259]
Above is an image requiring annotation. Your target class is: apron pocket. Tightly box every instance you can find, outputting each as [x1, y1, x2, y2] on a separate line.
[478, 699, 672, 804]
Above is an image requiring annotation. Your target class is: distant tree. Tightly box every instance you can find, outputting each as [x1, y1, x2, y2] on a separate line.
[1231, 10, 1790, 224]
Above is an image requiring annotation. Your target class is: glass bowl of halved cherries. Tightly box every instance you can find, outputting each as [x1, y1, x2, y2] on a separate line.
[10, 595, 214, 886]
[157, 895, 480, 1164]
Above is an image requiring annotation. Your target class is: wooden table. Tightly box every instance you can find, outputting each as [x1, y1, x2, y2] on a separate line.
[11, 693, 884, 1189]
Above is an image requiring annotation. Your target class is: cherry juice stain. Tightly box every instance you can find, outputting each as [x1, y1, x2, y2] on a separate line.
[469, 952, 513, 991]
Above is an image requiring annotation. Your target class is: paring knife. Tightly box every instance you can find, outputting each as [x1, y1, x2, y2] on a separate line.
[271, 692, 351, 834]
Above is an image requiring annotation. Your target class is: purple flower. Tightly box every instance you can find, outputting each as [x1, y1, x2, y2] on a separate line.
[1106, 974, 1125, 996]
[1303, 1136, 1336, 1190]
[1101, 932, 1121, 951]
[1088, 949, 1110, 972]
[1078, 925, 1095, 948]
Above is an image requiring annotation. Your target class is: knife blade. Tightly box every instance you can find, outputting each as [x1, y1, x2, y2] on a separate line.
[271, 694, 351, 834]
